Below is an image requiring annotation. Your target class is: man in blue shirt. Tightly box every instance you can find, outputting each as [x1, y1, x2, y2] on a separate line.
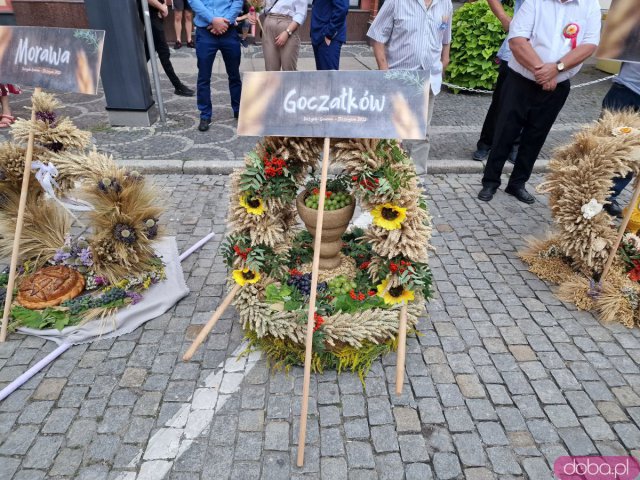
[602, 62, 640, 217]
[472, 0, 524, 163]
[310, 0, 349, 70]
[189, 0, 244, 132]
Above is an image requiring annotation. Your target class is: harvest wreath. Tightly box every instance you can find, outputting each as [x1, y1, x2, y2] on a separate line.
[520, 111, 640, 328]
[1, 91, 166, 333]
[222, 137, 433, 377]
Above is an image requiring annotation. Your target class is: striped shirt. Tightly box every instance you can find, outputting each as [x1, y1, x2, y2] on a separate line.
[367, 0, 453, 95]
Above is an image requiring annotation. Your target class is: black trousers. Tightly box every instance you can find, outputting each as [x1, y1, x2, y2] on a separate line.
[482, 69, 570, 190]
[146, 14, 182, 89]
[478, 61, 511, 149]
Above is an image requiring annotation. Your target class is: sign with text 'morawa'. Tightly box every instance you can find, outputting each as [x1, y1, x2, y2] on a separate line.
[237, 70, 430, 140]
[0, 26, 105, 95]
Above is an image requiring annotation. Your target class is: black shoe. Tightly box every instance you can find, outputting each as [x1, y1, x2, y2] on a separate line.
[604, 200, 623, 218]
[478, 186, 497, 202]
[234, 111, 239, 119]
[187, 40, 195, 48]
[174, 41, 182, 50]
[505, 185, 535, 204]
[473, 145, 491, 162]
[198, 118, 211, 132]
[507, 144, 519, 165]
[240, 37, 249, 48]
[174, 85, 195, 97]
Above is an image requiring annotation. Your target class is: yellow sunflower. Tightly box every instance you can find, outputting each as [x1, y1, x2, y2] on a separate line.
[371, 203, 407, 230]
[232, 268, 262, 286]
[239, 195, 265, 215]
[377, 278, 414, 305]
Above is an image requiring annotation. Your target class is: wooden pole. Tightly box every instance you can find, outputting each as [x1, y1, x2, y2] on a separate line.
[296, 137, 331, 467]
[601, 177, 640, 284]
[1, 87, 41, 343]
[395, 303, 408, 395]
[182, 284, 241, 361]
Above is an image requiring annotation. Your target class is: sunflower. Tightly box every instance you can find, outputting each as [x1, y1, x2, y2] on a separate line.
[377, 278, 414, 305]
[233, 268, 261, 286]
[371, 203, 407, 230]
[239, 194, 265, 215]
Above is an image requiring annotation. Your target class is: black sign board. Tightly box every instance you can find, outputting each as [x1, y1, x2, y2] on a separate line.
[0, 26, 105, 94]
[237, 70, 430, 140]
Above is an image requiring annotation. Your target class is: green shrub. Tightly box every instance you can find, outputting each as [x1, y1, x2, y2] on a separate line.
[447, 0, 513, 92]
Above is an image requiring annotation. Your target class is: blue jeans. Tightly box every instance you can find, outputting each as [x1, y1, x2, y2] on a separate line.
[603, 83, 640, 201]
[196, 27, 242, 120]
[312, 40, 342, 71]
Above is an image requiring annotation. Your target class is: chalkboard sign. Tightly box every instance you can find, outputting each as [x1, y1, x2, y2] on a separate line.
[0, 26, 105, 95]
[237, 70, 430, 140]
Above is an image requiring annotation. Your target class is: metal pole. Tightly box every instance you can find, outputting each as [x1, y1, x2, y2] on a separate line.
[141, 0, 167, 124]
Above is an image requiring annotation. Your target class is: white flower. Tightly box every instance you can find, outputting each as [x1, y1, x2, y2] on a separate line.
[581, 199, 603, 219]
[591, 237, 607, 252]
[612, 126, 639, 137]
[624, 233, 640, 250]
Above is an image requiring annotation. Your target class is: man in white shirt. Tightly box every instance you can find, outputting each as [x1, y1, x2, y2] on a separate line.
[367, 0, 453, 175]
[478, 0, 601, 204]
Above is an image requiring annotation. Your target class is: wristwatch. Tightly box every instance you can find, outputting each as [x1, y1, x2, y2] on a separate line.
[286, 28, 292, 37]
[556, 61, 566, 72]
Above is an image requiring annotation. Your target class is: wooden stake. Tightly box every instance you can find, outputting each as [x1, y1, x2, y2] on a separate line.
[297, 137, 330, 467]
[601, 177, 640, 284]
[1, 87, 41, 343]
[183, 284, 241, 361]
[395, 303, 408, 395]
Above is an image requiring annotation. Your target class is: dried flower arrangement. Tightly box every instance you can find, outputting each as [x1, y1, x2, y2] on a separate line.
[223, 137, 434, 378]
[1, 92, 166, 333]
[520, 110, 640, 328]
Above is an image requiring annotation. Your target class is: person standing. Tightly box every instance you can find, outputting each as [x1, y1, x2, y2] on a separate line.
[0, 84, 20, 128]
[173, 0, 195, 49]
[141, 0, 196, 97]
[310, 0, 349, 71]
[472, 0, 524, 163]
[602, 62, 640, 217]
[189, 0, 244, 132]
[260, 0, 307, 71]
[478, 0, 601, 204]
[367, 0, 452, 175]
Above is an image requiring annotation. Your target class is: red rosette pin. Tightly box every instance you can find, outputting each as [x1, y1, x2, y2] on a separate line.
[563, 23, 580, 50]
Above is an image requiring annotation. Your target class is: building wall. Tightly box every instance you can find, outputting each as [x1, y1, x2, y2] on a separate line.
[12, 0, 372, 43]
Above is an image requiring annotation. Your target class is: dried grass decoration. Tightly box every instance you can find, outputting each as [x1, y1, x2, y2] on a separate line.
[222, 138, 434, 379]
[0, 91, 166, 333]
[522, 110, 640, 328]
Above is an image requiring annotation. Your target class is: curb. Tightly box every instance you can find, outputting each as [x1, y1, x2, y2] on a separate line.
[116, 158, 551, 176]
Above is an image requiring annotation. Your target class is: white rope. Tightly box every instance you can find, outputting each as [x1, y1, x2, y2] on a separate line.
[443, 74, 616, 95]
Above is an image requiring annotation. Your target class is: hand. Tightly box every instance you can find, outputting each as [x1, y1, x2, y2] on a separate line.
[159, 3, 169, 17]
[324, 36, 331, 46]
[248, 15, 257, 25]
[210, 17, 230, 35]
[542, 77, 558, 91]
[534, 63, 558, 85]
[275, 31, 289, 47]
[500, 16, 511, 32]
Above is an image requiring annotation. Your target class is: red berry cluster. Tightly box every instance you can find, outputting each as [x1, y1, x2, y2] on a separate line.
[390, 260, 411, 274]
[233, 245, 252, 260]
[263, 154, 286, 178]
[352, 175, 380, 191]
[349, 289, 375, 301]
[313, 312, 324, 332]
[359, 261, 371, 270]
[289, 268, 303, 276]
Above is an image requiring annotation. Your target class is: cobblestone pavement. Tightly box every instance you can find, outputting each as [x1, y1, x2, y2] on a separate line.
[0, 45, 613, 169]
[2, 173, 640, 480]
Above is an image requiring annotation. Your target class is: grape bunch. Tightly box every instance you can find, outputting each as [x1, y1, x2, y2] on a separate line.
[305, 191, 352, 211]
[328, 275, 357, 295]
[287, 273, 327, 295]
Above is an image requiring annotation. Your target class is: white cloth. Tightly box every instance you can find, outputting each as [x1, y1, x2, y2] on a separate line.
[266, 0, 307, 25]
[18, 237, 189, 346]
[507, 0, 601, 82]
[367, 0, 453, 95]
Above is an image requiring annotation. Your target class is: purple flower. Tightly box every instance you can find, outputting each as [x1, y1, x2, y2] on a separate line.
[79, 248, 93, 266]
[126, 291, 143, 305]
[53, 250, 71, 263]
[94, 276, 107, 286]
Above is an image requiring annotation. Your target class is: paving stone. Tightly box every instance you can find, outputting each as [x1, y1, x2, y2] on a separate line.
[522, 457, 553, 479]
[235, 432, 263, 461]
[433, 452, 462, 479]
[527, 419, 561, 444]
[22, 435, 63, 469]
[320, 427, 344, 457]
[565, 390, 599, 417]
[425, 425, 454, 453]
[405, 463, 433, 480]
[487, 447, 522, 475]
[477, 421, 509, 446]
[453, 433, 486, 467]
[399, 434, 429, 463]
[371, 425, 399, 453]
[344, 418, 370, 440]
[321, 456, 347, 480]
[374, 452, 404, 480]
[66, 418, 97, 448]
[0, 425, 38, 455]
[367, 397, 393, 425]
[558, 428, 598, 455]
[17, 401, 54, 424]
[531, 379, 566, 404]
[32, 378, 67, 400]
[49, 448, 83, 477]
[456, 374, 486, 398]
[418, 398, 445, 424]
[346, 441, 375, 469]
[238, 409, 265, 432]
[265, 422, 289, 451]
[42, 407, 77, 434]
[581, 416, 616, 441]
[445, 407, 475, 432]
[393, 407, 421, 433]
[124, 416, 155, 444]
[464, 467, 496, 480]
[262, 452, 290, 480]
[598, 401, 629, 422]
[466, 399, 498, 421]
[544, 405, 580, 428]
[342, 395, 365, 417]
[614, 424, 640, 450]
